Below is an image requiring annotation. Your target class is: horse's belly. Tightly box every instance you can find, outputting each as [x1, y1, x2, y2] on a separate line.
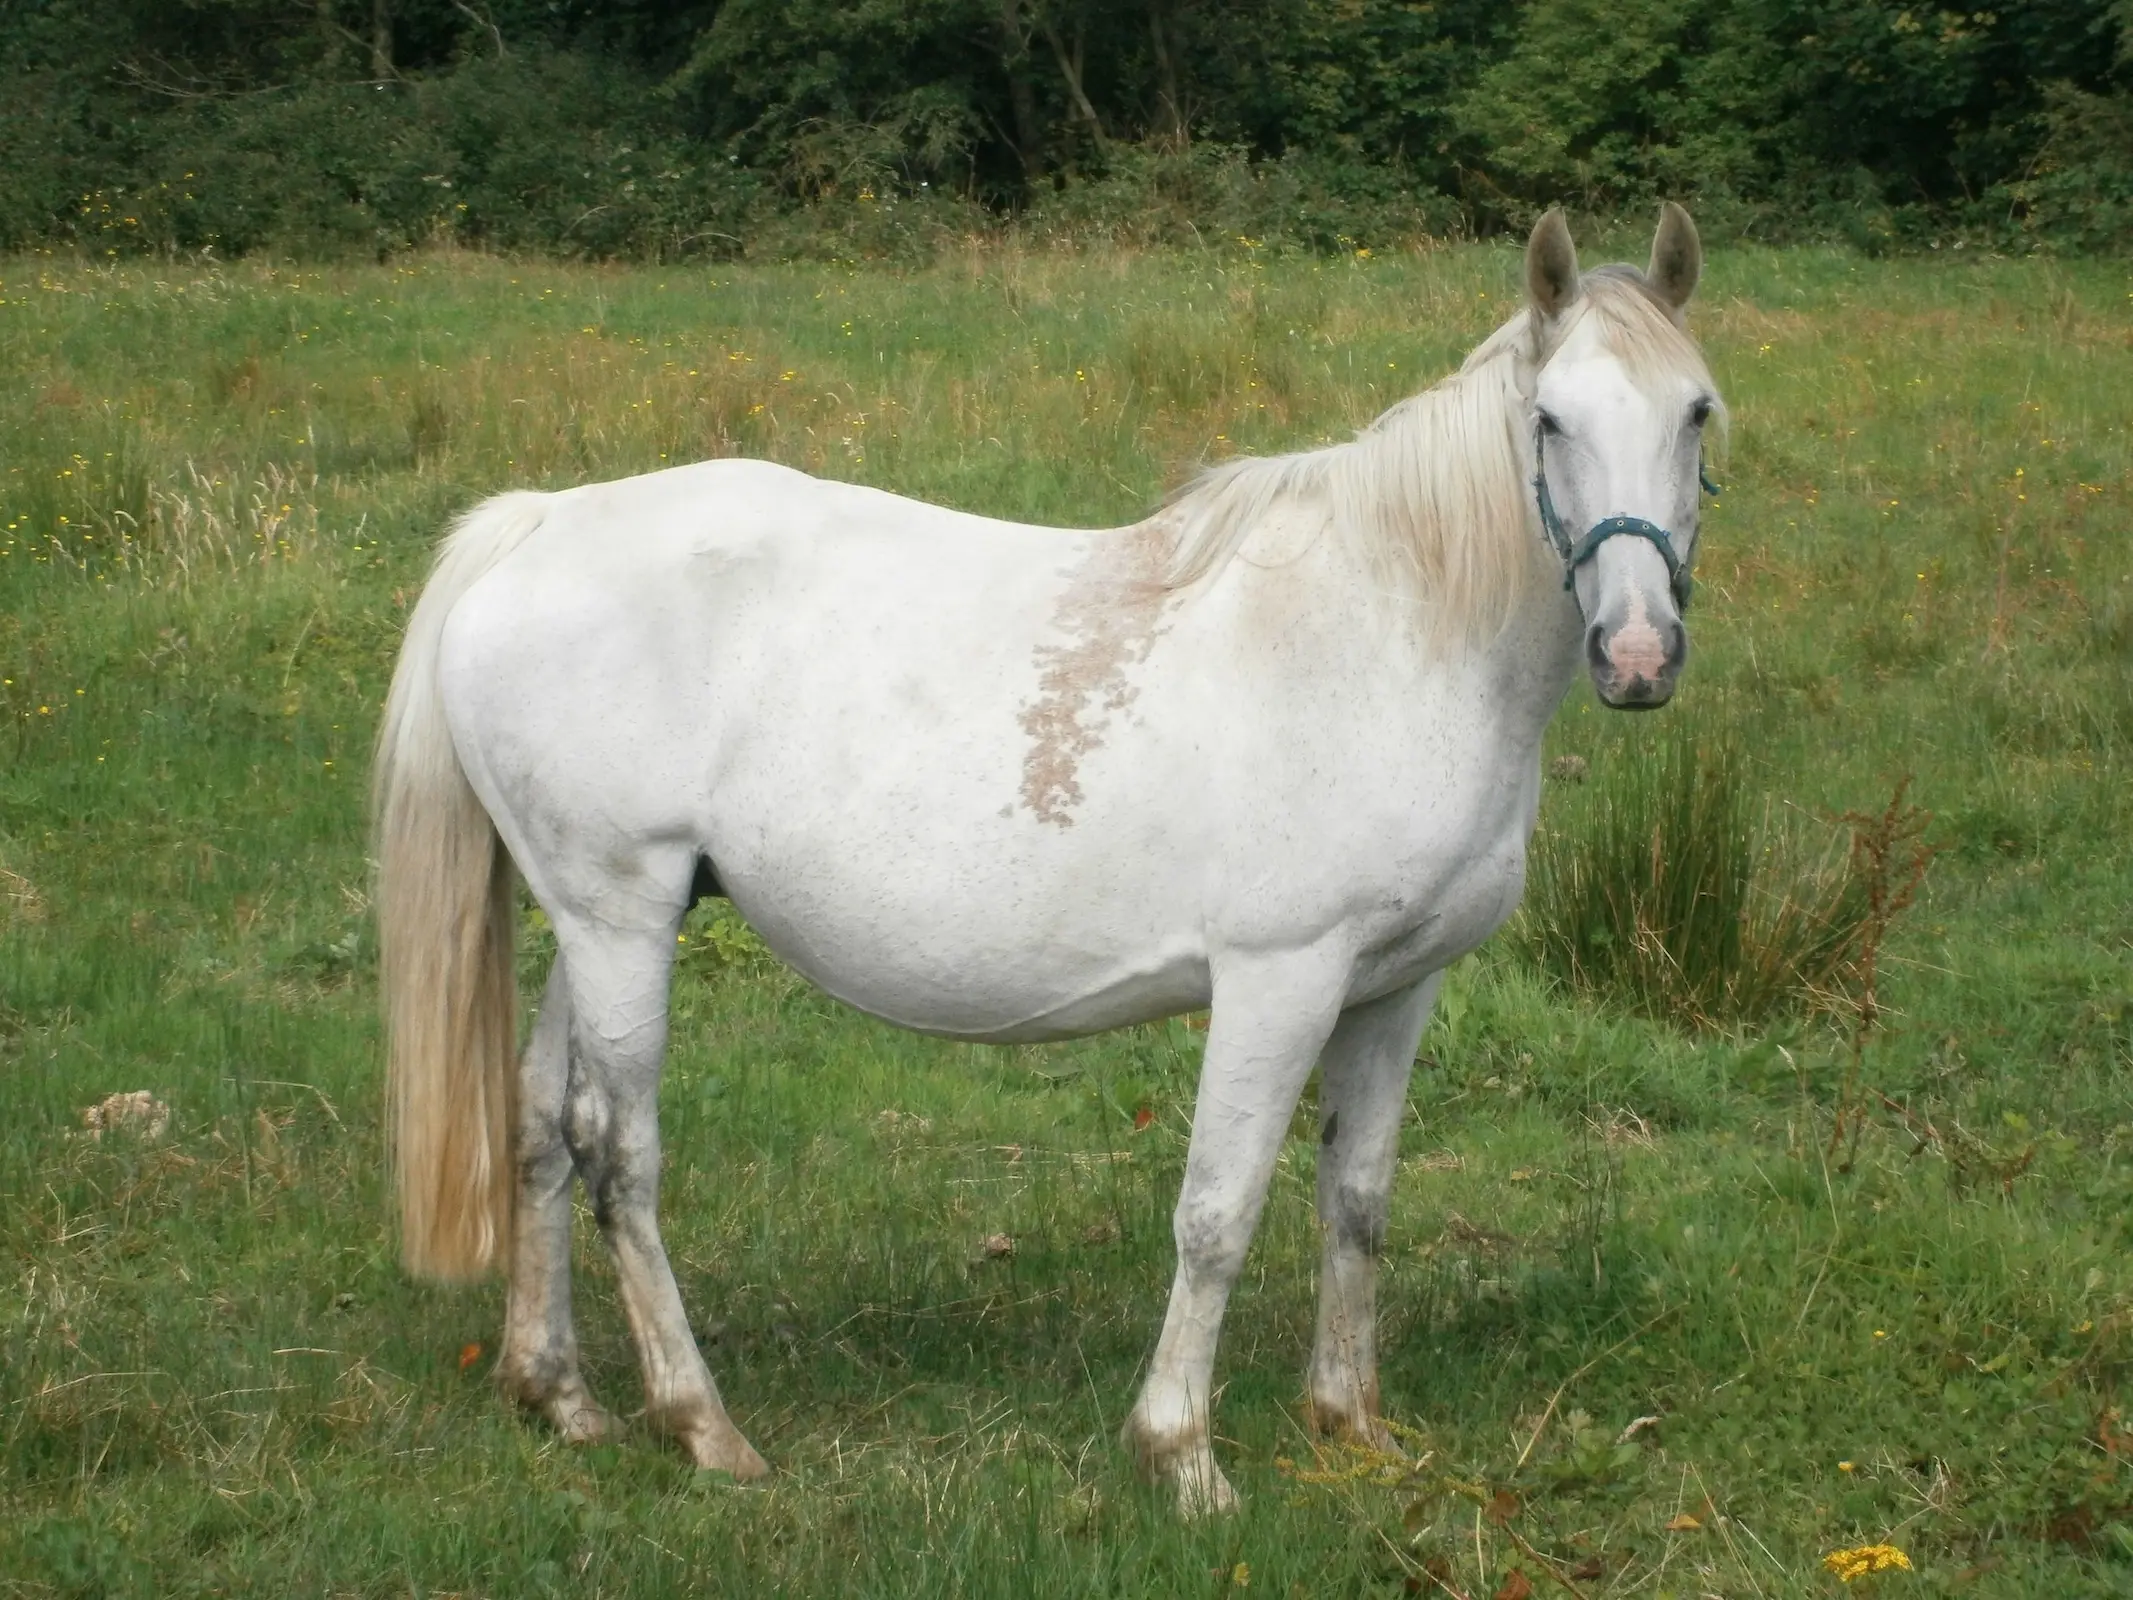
[709, 809, 1213, 1039]
[705, 801, 1218, 1040]
[744, 909, 1211, 1042]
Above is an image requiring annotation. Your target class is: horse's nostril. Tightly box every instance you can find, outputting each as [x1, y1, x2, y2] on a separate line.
[1664, 619, 1687, 666]
[1585, 623, 1609, 675]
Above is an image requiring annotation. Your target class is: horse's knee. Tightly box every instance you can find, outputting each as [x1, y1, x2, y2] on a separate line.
[1173, 1204, 1252, 1281]
[1322, 1178, 1390, 1258]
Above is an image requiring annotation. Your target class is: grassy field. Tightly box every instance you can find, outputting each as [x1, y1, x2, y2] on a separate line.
[0, 237, 2128, 1597]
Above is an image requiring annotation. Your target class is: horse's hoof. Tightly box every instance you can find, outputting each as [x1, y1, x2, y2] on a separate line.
[674, 1417, 771, 1480]
[688, 1434, 770, 1481]
[1122, 1414, 1238, 1518]
[1175, 1457, 1239, 1519]
[502, 1365, 618, 1445]
[552, 1395, 619, 1445]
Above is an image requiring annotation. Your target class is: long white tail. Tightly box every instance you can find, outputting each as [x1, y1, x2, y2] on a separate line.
[373, 492, 549, 1281]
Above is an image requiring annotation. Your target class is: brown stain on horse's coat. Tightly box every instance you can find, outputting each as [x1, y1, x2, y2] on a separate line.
[1017, 525, 1169, 827]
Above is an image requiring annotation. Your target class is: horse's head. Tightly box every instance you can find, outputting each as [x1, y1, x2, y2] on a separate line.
[1524, 204, 1719, 710]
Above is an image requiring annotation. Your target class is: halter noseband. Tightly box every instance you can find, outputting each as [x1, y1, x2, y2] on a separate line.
[1533, 418, 1716, 615]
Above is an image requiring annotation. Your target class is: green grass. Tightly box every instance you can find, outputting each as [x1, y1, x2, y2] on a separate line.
[1520, 719, 1878, 1030]
[1, 241, 2129, 1597]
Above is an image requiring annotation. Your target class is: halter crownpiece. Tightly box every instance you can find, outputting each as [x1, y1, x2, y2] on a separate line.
[1532, 418, 1715, 614]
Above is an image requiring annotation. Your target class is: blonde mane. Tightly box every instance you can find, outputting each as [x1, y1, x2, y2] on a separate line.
[1161, 268, 1713, 645]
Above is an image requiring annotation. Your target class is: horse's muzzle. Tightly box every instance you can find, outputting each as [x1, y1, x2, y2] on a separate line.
[1587, 613, 1686, 709]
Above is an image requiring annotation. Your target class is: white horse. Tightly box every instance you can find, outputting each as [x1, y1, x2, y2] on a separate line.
[374, 206, 1720, 1515]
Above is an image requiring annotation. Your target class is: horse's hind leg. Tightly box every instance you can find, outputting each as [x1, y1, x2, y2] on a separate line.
[496, 957, 616, 1442]
[556, 908, 767, 1479]
[1306, 973, 1440, 1449]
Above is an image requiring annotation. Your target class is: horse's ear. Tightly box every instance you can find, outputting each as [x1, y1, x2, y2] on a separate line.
[1647, 201, 1701, 313]
[1525, 208, 1580, 321]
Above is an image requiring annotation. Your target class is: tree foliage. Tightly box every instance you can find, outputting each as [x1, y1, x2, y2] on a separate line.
[0, 0, 2125, 255]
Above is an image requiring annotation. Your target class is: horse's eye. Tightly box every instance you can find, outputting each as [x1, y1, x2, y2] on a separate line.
[1688, 398, 1713, 428]
[1537, 410, 1562, 436]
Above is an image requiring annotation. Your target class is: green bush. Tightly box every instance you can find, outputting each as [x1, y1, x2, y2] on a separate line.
[1444, 0, 2132, 245]
[1023, 142, 1460, 251]
[12, 49, 763, 261]
[0, 0, 2126, 257]
[2015, 81, 2133, 251]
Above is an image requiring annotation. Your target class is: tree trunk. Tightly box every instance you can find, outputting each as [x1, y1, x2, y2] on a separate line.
[997, 0, 1046, 177]
[370, 0, 394, 79]
[317, 0, 344, 69]
[1039, 6, 1106, 148]
[1149, 2, 1186, 149]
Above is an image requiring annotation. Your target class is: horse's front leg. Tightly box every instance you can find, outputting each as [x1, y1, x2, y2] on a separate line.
[496, 957, 617, 1443]
[1123, 951, 1350, 1516]
[557, 913, 768, 1479]
[1307, 973, 1440, 1449]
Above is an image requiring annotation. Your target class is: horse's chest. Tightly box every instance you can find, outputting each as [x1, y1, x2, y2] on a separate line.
[1365, 851, 1524, 988]
[1340, 774, 1537, 997]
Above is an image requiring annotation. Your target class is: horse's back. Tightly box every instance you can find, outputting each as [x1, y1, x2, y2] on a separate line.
[511, 455, 1079, 573]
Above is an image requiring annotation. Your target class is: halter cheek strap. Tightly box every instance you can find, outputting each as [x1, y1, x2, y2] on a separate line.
[1533, 419, 1714, 615]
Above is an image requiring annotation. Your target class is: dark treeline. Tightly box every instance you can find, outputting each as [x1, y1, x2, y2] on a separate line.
[2, 0, 2128, 258]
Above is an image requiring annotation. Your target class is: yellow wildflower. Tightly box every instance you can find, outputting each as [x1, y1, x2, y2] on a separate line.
[1272, 1440, 1408, 1486]
[1822, 1544, 1911, 1582]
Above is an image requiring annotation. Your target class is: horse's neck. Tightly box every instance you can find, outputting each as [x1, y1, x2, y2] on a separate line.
[1189, 481, 1576, 762]
[1223, 428, 1572, 697]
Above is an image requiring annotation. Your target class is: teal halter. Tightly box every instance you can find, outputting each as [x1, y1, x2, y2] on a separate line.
[1533, 418, 1715, 614]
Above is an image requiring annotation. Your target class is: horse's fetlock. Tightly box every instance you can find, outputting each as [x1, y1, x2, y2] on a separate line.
[1307, 1395, 1396, 1456]
[1307, 1367, 1382, 1432]
[1121, 1412, 1198, 1481]
[1122, 1388, 1218, 1473]
[495, 1347, 569, 1406]
[648, 1391, 715, 1436]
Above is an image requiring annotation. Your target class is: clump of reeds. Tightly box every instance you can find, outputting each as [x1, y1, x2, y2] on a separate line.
[1519, 722, 1921, 1031]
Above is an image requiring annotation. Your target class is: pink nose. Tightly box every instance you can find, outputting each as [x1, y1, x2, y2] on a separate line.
[1606, 614, 1671, 682]
[1584, 611, 1686, 706]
